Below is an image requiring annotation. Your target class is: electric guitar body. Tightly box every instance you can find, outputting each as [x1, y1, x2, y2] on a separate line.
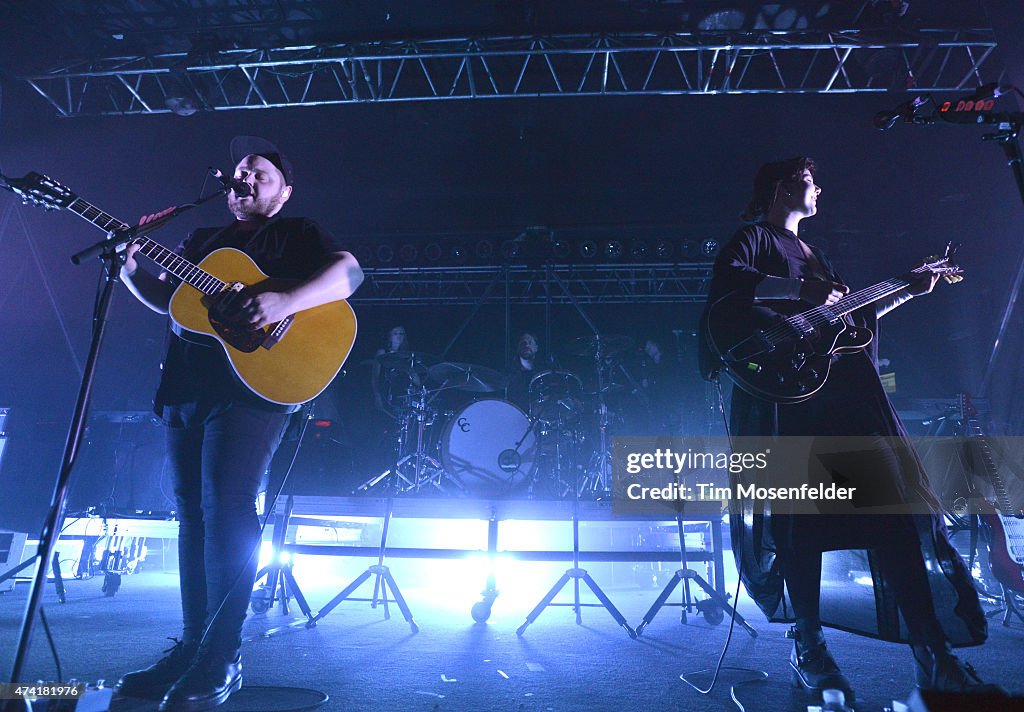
[705, 297, 873, 403]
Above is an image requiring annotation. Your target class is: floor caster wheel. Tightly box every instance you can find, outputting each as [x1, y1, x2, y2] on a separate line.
[471, 601, 492, 623]
[700, 600, 724, 626]
[250, 586, 272, 614]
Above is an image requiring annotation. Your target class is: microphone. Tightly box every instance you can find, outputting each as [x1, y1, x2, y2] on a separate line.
[208, 167, 252, 197]
[873, 95, 930, 131]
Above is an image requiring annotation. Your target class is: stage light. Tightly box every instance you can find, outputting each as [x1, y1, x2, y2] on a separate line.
[501, 239, 521, 260]
[424, 242, 442, 262]
[699, 9, 746, 30]
[700, 238, 720, 257]
[165, 96, 198, 117]
[450, 244, 467, 262]
[579, 240, 597, 258]
[654, 240, 672, 259]
[630, 241, 648, 259]
[475, 240, 494, 260]
[399, 243, 418, 262]
[376, 244, 394, 264]
[551, 239, 571, 260]
[604, 240, 623, 259]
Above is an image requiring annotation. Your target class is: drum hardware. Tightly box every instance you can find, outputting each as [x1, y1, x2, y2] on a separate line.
[569, 334, 634, 359]
[525, 369, 585, 497]
[441, 399, 538, 497]
[358, 384, 453, 494]
[576, 335, 620, 498]
[428, 362, 508, 394]
[515, 271, 635, 636]
[364, 350, 440, 377]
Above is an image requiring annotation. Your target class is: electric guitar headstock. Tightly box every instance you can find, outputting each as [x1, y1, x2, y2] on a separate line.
[919, 242, 964, 285]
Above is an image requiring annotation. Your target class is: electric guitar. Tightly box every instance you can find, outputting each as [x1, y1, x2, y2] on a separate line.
[959, 393, 1024, 594]
[6, 171, 357, 405]
[704, 247, 963, 403]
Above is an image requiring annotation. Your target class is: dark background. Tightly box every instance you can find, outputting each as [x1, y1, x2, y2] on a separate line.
[1, 4, 1023, 532]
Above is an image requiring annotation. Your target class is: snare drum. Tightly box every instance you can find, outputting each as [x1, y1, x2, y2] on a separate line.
[441, 399, 537, 497]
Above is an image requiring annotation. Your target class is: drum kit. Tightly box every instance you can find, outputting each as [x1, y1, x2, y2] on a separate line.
[357, 334, 655, 499]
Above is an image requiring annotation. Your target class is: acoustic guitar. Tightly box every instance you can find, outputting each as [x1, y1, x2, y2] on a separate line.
[8, 171, 357, 405]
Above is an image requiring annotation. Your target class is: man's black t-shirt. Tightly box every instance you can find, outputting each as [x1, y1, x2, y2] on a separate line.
[153, 215, 346, 420]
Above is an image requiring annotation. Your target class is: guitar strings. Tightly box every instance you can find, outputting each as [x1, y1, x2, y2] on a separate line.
[758, 264, 936, 343]
[70, 197, 227, 296]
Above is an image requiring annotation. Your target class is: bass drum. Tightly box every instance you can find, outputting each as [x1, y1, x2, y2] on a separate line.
[441, 399, 537, 497]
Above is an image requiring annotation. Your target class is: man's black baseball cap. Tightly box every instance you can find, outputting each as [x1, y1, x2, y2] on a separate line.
[230, 135, 295, 185]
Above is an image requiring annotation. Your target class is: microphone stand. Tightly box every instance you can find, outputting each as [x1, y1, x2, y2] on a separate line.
[6, 187, 227, 691]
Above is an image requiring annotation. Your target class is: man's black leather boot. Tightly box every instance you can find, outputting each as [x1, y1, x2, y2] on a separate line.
[117, 638, 199, 700]
[158, 648, 242, 712]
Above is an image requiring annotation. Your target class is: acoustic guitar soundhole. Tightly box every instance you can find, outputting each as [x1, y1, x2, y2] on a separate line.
[204, 293, 264, 353]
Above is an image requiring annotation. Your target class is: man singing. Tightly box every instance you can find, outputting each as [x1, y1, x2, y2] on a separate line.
[116, 137, 363, 710]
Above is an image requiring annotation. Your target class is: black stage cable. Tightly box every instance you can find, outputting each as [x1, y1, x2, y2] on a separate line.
[38, 607, 62, 683]
[677, 376, 770, 707]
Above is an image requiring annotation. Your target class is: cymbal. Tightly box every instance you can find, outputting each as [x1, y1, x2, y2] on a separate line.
[428, 362, 508, 393]
[371, 351, 439, 375]
[583, 383, 628, 397]
[569, 335, 634, 358]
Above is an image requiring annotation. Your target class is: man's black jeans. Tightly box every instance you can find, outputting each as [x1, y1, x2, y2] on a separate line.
[166, 402, 291, 654]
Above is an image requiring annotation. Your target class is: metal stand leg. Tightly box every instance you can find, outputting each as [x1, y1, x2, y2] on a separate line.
[304, 498, 419, 633]
[251, 494, 315, 622]
[635, 516, 756, 638]
[985, 585, 1024, 627]
[515, 509, 635, 638]
[471, 515, 500, 623]
[1001, 587, 1024, 626]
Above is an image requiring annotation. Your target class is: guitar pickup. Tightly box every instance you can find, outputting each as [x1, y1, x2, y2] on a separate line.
[261, 315, 294, 349]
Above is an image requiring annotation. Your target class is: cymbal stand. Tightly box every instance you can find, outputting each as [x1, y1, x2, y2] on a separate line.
[579, 342, 612, 497]
[526, 380, 576, 498]
[357, 390, 417, 493]
[516, 269, 634, 639]
[397, 385, 450, 492]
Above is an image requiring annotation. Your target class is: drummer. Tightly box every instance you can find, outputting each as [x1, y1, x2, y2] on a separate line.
[372, 325, 417, 416]
[506, 331, 540, 411]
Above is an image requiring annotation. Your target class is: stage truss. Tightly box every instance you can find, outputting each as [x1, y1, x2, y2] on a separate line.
[23, 29, 1001, 117]
[356, 263, 712, 305]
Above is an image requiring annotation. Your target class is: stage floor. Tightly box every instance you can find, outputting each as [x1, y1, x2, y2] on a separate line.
[1, 561, 1022, 712]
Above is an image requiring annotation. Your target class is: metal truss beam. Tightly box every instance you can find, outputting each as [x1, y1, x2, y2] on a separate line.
[356, 264, 712, 306]
[23, 29, 1001, 117]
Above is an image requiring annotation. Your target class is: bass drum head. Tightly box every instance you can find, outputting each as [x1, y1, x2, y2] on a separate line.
[441, 399, 537, 497]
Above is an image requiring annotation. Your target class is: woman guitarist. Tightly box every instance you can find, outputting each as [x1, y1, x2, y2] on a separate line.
[698, 157, 1005, 702]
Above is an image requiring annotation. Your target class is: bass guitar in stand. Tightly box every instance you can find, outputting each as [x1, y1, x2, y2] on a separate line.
[959, 393, 1024, 626]
[704, 245, 962, 403]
